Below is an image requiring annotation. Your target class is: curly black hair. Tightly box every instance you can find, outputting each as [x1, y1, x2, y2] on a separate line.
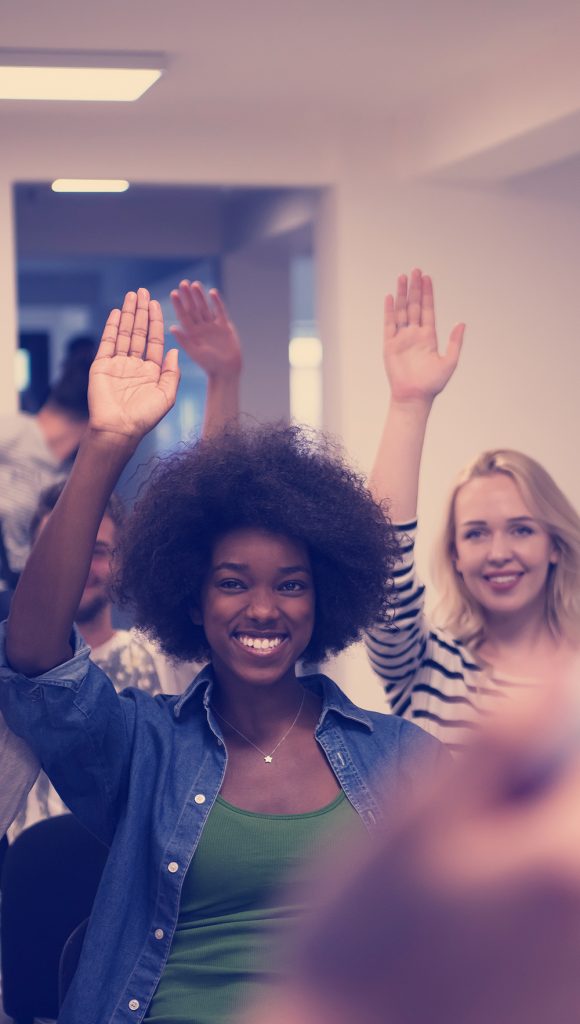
[116, 423, 400, 664]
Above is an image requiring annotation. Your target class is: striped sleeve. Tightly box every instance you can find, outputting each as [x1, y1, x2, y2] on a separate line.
[365, 521, 427, 708]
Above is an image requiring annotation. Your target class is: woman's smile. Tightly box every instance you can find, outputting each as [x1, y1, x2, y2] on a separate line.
[233, 631, 288, 655]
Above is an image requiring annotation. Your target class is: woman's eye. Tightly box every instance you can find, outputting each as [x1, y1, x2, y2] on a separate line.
[279, 580, 306, 592]
[464, 530, 483, 541]
[513, 525, 533, 537]
[217, 579, 245, 590]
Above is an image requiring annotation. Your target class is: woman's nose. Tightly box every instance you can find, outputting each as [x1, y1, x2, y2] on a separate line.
[247, 589, 278, 621]
[487, 532, 512, 563]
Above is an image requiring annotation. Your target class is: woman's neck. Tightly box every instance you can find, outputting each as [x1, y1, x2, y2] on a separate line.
[479, 608, 576, 679]
[211, 673, 308, 744]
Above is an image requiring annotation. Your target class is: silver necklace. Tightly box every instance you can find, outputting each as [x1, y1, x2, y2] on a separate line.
[213, 690, 306, 764]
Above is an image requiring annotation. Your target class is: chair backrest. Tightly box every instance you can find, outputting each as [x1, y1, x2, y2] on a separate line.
[0, 813, 108, 1021]
[59, 917, 89, 1008]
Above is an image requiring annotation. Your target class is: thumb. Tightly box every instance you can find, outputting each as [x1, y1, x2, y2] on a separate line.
[159, 347, 180, 404]
[444, 322, 465, 370]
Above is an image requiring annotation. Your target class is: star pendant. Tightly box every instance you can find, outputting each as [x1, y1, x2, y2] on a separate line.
[264, 755, 273, 763]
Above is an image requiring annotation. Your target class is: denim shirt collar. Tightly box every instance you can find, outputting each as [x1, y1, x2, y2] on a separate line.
[173, 662, 374, 732]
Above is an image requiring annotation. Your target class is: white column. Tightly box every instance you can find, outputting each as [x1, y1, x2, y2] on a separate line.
[222, 246, 291, 422]
[0, 178, 18, 415]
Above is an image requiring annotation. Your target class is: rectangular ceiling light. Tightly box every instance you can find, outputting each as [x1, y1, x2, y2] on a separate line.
[52, 179, 130, 192]
[0, 50, 164, 101]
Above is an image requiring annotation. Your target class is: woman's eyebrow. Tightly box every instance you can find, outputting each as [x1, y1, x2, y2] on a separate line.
[211, 562, 312, 574]
[460, 515, 536, 526]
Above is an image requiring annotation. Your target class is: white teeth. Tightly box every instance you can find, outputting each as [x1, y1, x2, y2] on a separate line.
[237, 635, 283, 650]
[488, 575, 519, 583]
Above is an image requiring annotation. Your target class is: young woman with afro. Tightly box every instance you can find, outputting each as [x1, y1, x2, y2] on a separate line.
[1, 287, 443, 1024]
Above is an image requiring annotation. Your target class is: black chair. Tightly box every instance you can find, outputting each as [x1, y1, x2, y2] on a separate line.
[59, 917, 89, 1008]
[0, 834, 8, 879]
[1, 814, 108, 1024]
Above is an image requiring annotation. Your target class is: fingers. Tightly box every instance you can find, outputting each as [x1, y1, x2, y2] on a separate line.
[384, 294, 397, 339]
[170, 284, 189, 324]
[129, 288, 150, 357]
[96, 290, 167, 367]
[144, 300, 165, 368]
[394, 274, 408, 329]
[421, 275, 435, 328]
[171, 280, 214, 326]
[96, 308, 121, 359]
[116, 291, 138, 355]
[191, 282, 212, 322]
[209, 288, 229, 323]
[407, 268, 422, 326]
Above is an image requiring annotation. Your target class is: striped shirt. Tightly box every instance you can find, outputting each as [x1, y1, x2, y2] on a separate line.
[365, 522, 536, 752]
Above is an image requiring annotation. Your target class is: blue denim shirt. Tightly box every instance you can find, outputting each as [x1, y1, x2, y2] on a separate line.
[0, 624, 443, 1024]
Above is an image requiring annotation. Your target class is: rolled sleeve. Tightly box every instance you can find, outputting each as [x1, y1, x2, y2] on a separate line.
[0, 621, 133, 843]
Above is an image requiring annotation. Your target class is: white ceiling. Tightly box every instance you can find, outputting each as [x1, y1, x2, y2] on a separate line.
[2, 0, 580, 187]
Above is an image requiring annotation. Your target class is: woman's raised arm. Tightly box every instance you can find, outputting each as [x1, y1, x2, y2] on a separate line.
[6, 289, 179, 676]
[369, 269, 464, 522]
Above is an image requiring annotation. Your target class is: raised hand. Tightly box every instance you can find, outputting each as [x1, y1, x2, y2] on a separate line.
[89, 289, 180, 441]
[170, 281, 242, 380]
[384, 269, 465, 404]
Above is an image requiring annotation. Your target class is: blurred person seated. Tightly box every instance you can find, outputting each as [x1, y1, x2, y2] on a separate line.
[0, 712, 39, 839]
[248, 683, 580, 1024]
[0, 348, 93, 584]
[30, 482, 197, 694]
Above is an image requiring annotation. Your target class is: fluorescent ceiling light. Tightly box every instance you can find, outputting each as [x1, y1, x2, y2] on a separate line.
[0, 50, 164, 101]
[52, 179, 130, 192]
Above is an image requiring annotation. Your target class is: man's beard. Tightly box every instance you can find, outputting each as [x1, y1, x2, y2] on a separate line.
[75, 594, 110, 625]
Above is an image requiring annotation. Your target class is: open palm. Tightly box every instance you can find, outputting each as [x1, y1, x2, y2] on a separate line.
[89, 289, 180, 440]
[384, 269, 465, 402]
[170, 281, 242, 378]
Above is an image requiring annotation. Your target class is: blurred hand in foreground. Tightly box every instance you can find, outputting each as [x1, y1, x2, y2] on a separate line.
[247, 682, 580, 1024]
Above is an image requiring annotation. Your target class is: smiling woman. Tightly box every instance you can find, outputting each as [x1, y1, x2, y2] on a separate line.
[0, 287, 443, 1024]
[365, 269, 580, 751]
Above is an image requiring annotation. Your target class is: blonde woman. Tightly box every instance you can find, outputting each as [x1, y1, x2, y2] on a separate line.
[366, 268, 580, 751]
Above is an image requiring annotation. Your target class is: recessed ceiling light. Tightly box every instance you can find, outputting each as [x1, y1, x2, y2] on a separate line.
[51, 179, 130, 192]
[0, 49, 164, 101]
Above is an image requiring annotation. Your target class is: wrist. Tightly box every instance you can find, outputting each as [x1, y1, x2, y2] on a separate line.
[389, 396, 434, 418]
[206, 368, 241, 386]
[83, 427, 140, 459]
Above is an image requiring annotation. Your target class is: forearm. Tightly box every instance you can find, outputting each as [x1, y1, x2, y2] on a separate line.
[369, 398, 432, 523]
[6, 430, 136, 675]
[202, 372, 240, 438]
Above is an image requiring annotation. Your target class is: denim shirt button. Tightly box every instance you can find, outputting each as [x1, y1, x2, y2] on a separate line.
[194, 793, 206, 804]
[128, 999, 140, 1010]
[167, 861, 179, 873]
[154, 928, 164, 940]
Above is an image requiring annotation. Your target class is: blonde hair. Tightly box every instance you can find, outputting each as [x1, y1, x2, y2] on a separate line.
[432, 449, 580, 648]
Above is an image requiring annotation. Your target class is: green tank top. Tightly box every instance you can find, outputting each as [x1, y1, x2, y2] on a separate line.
[144, 791, 363, 1024]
